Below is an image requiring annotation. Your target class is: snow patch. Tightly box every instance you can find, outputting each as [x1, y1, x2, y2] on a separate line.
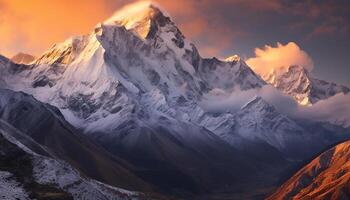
[0, 171, 29, 200]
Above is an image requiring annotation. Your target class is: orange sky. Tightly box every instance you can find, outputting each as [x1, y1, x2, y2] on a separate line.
[0, 0, 248, 58]
[0, 0, 119, 57]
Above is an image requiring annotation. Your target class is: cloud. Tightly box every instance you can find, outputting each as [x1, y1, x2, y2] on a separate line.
[200, 87, 258, 113]
[200, 84, 350, 128]
[246, 42, 314, 76]
[295, 93, 350, 128]
[258, 86, 298, 114]
[201, 86, 350, 129]
[200, 85, 297, 114]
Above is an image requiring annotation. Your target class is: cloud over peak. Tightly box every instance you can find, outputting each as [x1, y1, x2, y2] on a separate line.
[246, 42, 314, 76]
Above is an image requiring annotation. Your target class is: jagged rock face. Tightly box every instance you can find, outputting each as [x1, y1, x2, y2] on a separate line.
[263, 65, 349, 105]
[35, 35, 90, 66]
[199, 58, 265, 91]
[269, 140, 350, 200]
[232, 97, 313, 159]
[199, 96, 346, 160]
[0, 2, 264, 129]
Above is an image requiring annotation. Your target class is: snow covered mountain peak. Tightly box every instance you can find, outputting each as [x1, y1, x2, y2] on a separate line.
[104, 1, 179, 41]
[233, 94, 321, 159]
[105, 1, 162, 24]
[0, 0, 268, 134]
[225, 55, 241, 63]
[263, 65, 308, 83]
[35, 1, 186, 67]
[263, 65, 349, 105]
[263, 65, 312, 105]
[104, 1, 156, 39]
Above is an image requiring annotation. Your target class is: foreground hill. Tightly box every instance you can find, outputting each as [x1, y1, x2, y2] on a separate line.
[269, 140, 350, 200]
[0, 118, 151, 200]
[0, 88, 157, 193]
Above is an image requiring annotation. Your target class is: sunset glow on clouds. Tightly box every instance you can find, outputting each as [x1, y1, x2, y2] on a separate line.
[246, 42, 314, 76]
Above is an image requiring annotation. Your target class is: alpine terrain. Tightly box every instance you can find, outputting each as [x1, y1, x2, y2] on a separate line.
[0, 1, 349, 200]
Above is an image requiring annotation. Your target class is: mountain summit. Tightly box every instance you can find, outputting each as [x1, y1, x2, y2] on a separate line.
[263, 65, 349, 105]
[1, 0, 264, 125]
[104, 1, 171, 40]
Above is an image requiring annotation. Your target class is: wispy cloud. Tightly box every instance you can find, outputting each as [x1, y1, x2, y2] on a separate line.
[201, 85, 350, 128]
[295, 93, 350, 128]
